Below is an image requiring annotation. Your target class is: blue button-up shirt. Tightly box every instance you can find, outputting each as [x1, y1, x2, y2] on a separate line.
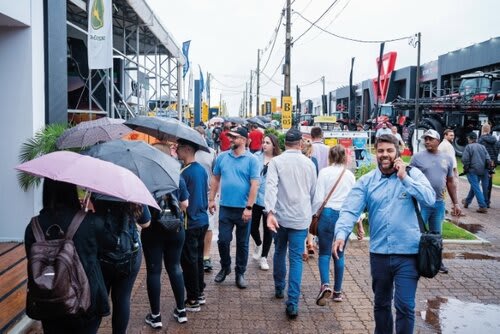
[335, 167, 435, 255]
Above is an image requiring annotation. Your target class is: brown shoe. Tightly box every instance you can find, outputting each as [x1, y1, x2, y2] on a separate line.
[461, 199, 469, 209]
[476, 208, 488, 214]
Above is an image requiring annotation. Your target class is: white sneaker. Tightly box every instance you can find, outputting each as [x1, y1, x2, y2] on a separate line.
[259, 257, 269, 270]
[253, 244, 262, 260]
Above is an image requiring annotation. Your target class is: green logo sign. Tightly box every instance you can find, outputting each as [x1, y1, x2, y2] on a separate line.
[91, 0, 105, 30]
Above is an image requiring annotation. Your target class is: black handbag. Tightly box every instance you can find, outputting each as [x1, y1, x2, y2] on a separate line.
[410, 192, 443, 279]
[157, 194, 183, 232]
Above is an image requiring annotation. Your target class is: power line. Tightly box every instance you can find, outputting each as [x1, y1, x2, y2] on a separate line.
[211, 75, 246, 89]
[293, 0, 340, 44]
[294, 11, 413, 43]
[260, 6, 285, 73]
[260, 71, 282, 86]
[261, 55, 285, 88]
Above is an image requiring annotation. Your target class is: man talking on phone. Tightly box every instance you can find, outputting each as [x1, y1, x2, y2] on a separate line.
[333, 134, 435, 334]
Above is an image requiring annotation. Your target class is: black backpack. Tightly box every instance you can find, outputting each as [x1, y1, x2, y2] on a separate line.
[99, 212, 140, 278]
[212, 127, 222, 143]
[155, 193, 183, 232]
[26, 211, 91, 320]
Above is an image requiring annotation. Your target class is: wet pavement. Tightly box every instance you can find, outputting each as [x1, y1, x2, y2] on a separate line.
[28, 178, 500, 333]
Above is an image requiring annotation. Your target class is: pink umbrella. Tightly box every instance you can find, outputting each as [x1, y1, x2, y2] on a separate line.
[16, 151, 160, 210]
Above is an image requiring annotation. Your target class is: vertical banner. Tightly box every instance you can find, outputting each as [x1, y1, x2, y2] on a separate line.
[198, 65, 204, 94]
[88, 0, 113, 69]
[182, 41, 191, 78]
[282, 96, 293, 129]
[349, 57, 355, 119]
[271, 98, 277, 113]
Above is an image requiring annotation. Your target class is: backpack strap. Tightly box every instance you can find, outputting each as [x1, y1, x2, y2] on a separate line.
[65, 210, 87, 240]
[31, 217, 46, 242]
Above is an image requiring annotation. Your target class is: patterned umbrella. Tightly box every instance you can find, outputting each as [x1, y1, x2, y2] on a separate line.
[56, 117, 132, 149]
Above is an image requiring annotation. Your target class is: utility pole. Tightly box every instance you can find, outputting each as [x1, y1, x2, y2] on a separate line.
[245, 83, 248, 117]
[249, 70, 253, 118]
[283, 0, 291, 96]
[296, 85, 301, 128]
[414, 32, 421, 152]
[256, 49, 261, 116]
[321, 76, 327, 115]
[321, 76, 325, 95]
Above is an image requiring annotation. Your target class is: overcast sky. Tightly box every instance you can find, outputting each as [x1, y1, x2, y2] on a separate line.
[148, 0, 500, 116]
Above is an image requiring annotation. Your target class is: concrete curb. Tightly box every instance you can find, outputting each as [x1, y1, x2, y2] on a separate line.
[7, 315, 34, 334]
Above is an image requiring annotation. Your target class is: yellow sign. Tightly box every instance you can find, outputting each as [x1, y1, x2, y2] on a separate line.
[324, 138, 338, 147]
[271, 98, 277, 113]
[282, 96, 293, 129]
[314, 115, 337, 123]
[202, 102, 208, 123]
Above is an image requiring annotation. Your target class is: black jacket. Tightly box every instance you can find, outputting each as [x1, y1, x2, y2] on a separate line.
[479, 134, 499, 165]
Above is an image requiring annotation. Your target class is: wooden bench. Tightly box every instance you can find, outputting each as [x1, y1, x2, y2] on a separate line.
[0, 242, 28, 333]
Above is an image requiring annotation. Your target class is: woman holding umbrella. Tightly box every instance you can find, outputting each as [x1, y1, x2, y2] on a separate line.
[24, 179, 110, 334]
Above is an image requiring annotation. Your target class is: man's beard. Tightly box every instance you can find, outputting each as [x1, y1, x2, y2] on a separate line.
[231, 143, 240, 150]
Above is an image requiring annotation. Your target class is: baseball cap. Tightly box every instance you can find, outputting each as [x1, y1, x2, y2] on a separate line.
[228, 127, 248, 138]
[420, 129, 440, 141]
[466, 132, 477, 140]
[285, 128, 303, 142]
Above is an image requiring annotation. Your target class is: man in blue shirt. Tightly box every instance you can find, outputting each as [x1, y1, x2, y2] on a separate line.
[333, 134, 435, 334]
[176, 139, 209, 312]
[209, 127, 260, 289]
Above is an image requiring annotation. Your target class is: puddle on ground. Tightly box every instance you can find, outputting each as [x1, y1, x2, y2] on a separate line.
[448, 220, 484, 233]
[442, 252, 500, 261]
[422, 297, 500, 333]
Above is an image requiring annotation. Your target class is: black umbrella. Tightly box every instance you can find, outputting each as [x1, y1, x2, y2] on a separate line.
[124, 116, 210, 152]
[247, 117, 267, 129]
[225, 116, 246, 125]
[256, 115, 272, 123]
[84, 139, 180, 198]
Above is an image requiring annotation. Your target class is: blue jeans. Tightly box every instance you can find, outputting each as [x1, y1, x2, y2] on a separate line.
[317, 208, 348, 292]
[218, 206, 252, 275]
[420, 200, 446, 234]
[370, 253, 419, 334]
[273, 227, 308, 307]
[465, 173, 489, 208]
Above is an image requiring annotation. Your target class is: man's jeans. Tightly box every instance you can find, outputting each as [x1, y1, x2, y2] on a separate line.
[317, 208, 348, 292]
[218, 206, 251, 275]
[273, 227, 308, 308]
[465, 173, 489, 208]
[370, 253, 419, 334]
[181, 225, 208, 301]
[420, 200, 446, 234]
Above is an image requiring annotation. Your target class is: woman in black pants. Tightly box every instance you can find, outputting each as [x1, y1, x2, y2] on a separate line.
[93, 201, 151, 334]
[251, 135, 281, 270]
[142, 178, 189, 327]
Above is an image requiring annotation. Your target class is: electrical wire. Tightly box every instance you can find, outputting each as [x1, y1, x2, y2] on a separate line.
[294, 11, 413, 43]
[211, 75, 246, 89]
[298, 77, 322, 87]
[261, 55, 285, 88]
[293, 0, 339, 44]
[260, 71, 282, 87]
[260, 8, 285, 73]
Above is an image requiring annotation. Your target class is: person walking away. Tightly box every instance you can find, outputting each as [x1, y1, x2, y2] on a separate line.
[438, 129, 459, 191]
[310, 126, 330, 171]
[265, 129, 317, 319]
[301, 139, 318, 260]
[478, 123, 499, 207]
[219, 125, 232, 152]
[205, 124, 214, 149]
[251, 134, 281, 270]
[176, 139, 210, 312]
[248, 124, 264, 153]
[141, 177, 190, 326]
[209, 127, 260, 289]
[194, 126, 217, 273]
[391, 126, 405, 150]
[24, 179, 110, 334]
[313, 145, 359, 306]
[93, 201, 150, 334]
[212, 124, 222, 153]
[462, 132, 491, 213]
[410, 129, 461, 274]
[333, 134, 435, 334]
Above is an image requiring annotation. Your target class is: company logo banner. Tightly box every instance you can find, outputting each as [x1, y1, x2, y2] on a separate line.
[88, 0, 113, 69]
[182, 41, 191, 78]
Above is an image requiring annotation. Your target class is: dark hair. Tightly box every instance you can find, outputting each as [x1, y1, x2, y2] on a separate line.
[177, 138, 197, 151]
[328, 145, 347, 165]
[42, 179, 81, 211]
[375, 134, 400, 156]
[265, 134, 281, 157]
[93, 200, 143, 222]
[310, 127, 323, 139]
[443, 129, 454, 136]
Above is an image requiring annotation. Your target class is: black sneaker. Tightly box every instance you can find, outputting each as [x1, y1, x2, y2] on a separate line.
[185, 299, 201, 312]
[315, 284, 332, 306]
[197, 293, 206, 305]
[203, 258, 213, 272]
[145, 313, 162, 328]
[173, 308, 187, 324]
[439, 264, 449, 274]
[275, 288, 284, 299]
[286, 304, 298, 319]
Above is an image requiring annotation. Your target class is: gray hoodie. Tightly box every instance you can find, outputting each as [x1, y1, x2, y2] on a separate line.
[478, 134, 499, 165]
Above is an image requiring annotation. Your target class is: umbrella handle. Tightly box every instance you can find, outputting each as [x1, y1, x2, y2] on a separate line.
[82, 190, 91, 213]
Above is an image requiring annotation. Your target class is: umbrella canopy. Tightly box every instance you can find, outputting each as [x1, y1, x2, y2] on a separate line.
[246, 117, 267, 129]
[56, 117, 132, 149]
[124, 116, 210, 152]
[208, 116, 224, 125]
[225, 116, 246, 125]
[84, 140, 180, 198]
[256, 115, 272, 123]
[15, 151, 160, 210]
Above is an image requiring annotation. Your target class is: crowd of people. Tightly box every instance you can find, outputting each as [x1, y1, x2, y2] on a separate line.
[24, 118, 499, 333]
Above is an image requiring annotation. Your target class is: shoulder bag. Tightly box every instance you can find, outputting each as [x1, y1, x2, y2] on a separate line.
[309, 167, 346, 236]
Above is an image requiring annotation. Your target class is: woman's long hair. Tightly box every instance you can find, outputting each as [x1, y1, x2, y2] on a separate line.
[328, 145, 347, 166]
[42, 179, 81, 211]
[265, 134, 281, 157]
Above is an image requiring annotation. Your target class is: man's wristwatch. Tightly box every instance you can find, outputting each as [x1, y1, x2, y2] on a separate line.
[245, 205, 252, 210]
